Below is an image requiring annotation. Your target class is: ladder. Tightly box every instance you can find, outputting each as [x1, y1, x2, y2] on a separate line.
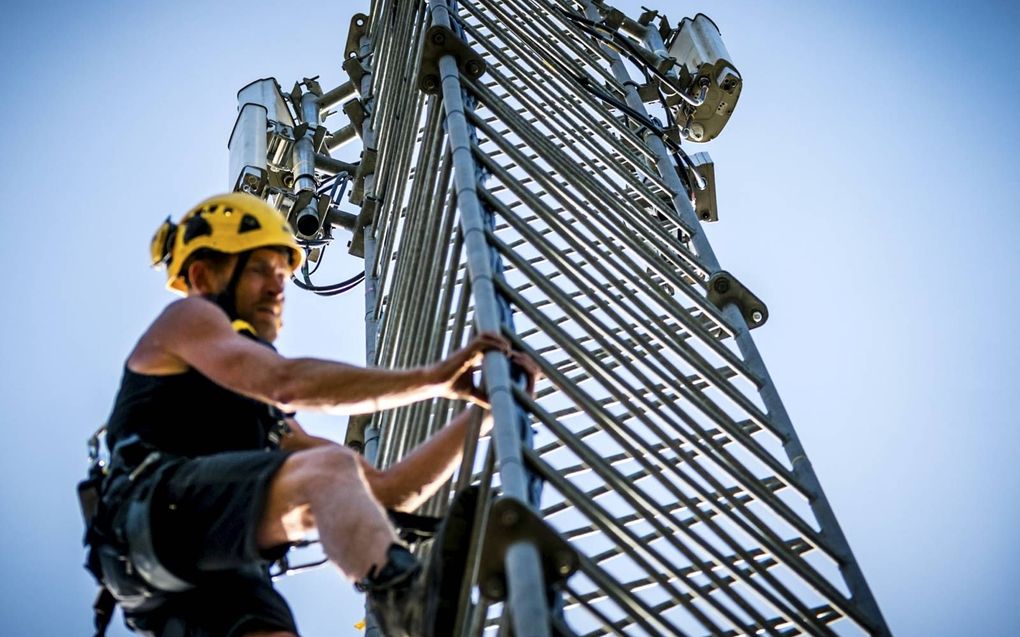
[227, 0, 892, 635]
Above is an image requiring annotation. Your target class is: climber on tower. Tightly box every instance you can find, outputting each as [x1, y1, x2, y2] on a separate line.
[82, 191, 538, 637]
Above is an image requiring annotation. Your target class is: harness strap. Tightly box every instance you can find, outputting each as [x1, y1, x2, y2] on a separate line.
[92, 587, 116, 637]
[228, 319, 294, 448]
[205, 249, 253, 321]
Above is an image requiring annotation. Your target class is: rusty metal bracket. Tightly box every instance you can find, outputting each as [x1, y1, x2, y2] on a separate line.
[707, 270, 769, 329]
[476, 497, 579, 601]
[418, 25, 486, 94]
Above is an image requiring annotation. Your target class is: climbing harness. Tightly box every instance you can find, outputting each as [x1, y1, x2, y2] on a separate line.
[79, 320, 293, 636]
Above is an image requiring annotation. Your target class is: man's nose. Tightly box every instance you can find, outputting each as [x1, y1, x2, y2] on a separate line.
[265, 271, 286, 296]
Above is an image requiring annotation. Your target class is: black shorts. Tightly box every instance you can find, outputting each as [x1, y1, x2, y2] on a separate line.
[128, 449, 298, 636]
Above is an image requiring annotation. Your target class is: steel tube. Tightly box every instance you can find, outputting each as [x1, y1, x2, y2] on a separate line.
[325, 124, 357, 151]
[294, 90, 320, 194]
[319, 80, 356, 111]
[428, 1, 552, 634]
[313, 153, 357, 176]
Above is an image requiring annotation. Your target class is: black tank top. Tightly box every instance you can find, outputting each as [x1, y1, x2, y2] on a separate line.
[106, 329, 283, 457]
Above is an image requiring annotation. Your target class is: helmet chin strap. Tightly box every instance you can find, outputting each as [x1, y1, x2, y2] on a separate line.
[206, 251, 253, 323]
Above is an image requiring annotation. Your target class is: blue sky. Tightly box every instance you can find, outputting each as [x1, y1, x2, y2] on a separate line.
[1, 1, 1017, 636]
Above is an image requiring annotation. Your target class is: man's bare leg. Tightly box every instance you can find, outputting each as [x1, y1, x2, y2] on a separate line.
[256, 445, 398, 581]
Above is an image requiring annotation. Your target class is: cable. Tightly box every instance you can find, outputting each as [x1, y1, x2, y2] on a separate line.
[556, 8, 707, 107]
[558, 8, 705, 202]
[291, 272, 365, 296]
[291, 246, 365, 296]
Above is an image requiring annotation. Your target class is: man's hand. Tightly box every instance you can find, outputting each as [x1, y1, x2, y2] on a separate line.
[431, 332, 510, 406]
[509, 350, 541, 398]
[430, 332, 544, 408]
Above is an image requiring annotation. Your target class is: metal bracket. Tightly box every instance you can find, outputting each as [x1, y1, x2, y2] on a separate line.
[344, 414, 370, 453]
[342, 99, 367, 141]
[603, 8, 625, 30]
[233, 165, 268, 197]
[344, 13, 369, 61]
[290, 77, 323, 106]
[347, 196, 379, 258]
[707, 270, 769, 328]
[293, 123, 327, 153]
[638, 8, 657, 25]
[685, 151, 717, 221]
[342, 56, 367, 94]
[476, 498, 579, 601]
[349, 147, 377, 206]
[418, 25, 487, 94]
[637, 82, 659, 103]
[658, 18, 672, 42]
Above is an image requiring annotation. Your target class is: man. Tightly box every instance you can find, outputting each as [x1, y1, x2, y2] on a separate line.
[85, 192, 535, 637]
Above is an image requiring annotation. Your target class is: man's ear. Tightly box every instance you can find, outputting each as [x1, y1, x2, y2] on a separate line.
[187, 260, 218, 295]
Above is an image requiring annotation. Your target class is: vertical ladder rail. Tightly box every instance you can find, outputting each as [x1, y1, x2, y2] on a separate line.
[429, 1, 555, 635]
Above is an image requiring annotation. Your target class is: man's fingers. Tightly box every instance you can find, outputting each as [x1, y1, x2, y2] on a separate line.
[470, 331, 511, 355]
[467, 385, 491, 410]
[509, 350, 541, 376]
[509, 351, 542, 396]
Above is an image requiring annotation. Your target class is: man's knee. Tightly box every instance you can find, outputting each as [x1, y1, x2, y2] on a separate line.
[280, 445, 365, 499]
[260, 445, 367, 545]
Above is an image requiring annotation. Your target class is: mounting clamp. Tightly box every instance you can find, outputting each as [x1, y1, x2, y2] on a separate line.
[347, 196, 379, 258]
[344, 14, 370, 61]
[707, 270, 768, 328]
[418, 25, 487, 94]
[342, 56, 368, 94]
[349, 147, 377, 206]
[477, 497, 578, 601]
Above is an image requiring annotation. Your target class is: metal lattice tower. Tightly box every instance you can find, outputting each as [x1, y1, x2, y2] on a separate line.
[228, 0, 891, 635]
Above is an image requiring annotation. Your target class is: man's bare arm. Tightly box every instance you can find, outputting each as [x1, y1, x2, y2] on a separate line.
[364, 352, 541, 511]
[137, 297, 508, 414]
[281, 415, 477, 512]
[359, 407, 488, 512]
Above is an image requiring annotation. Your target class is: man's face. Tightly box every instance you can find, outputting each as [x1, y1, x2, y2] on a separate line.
[233, 248, 290, 342]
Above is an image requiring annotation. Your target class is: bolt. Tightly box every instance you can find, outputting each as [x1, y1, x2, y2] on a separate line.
[556, 551, 573, 576]
[431, 31, 447, 46]
[751, 310, 764, 324]
[465, 59, 484, 77]
[713, 277, 730, 294]
[422, 75, 439, 92]
[282, 174, 295, 188]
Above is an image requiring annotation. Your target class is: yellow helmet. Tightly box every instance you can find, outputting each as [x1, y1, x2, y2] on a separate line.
[150, 192, 304, 294]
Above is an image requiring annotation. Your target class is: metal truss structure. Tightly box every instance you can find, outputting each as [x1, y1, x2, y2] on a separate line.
[227, 0, 891, 635]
